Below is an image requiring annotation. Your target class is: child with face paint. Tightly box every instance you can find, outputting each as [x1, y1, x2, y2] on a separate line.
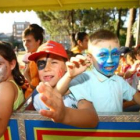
[42, 29, 140, 113]
[0, 42, 25, 137]
[29, 40, 99, 128]
[68, 29, 140, 112]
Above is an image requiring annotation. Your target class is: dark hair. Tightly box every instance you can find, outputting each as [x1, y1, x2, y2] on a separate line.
[134, 44, 140, 55]
[66, 50, 78, 59]
[119, 46, 131, 55]
[22, 24, 45, 45]
[71, 32, 88, 47]
[89, 29, 119, 45]
[125, 48, 136, 64]
[0, 41, 25, 86]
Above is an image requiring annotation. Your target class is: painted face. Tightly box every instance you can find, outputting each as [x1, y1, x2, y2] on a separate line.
[37, 54, 66, 87]
[91, 40, 120, 76]
[22, 35, 40, 53]
[0, 56, 12, 82]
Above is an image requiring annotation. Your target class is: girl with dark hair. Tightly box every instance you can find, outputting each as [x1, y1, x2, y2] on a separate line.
[71, 32, 88, 54]
[0, 41, 25, 137]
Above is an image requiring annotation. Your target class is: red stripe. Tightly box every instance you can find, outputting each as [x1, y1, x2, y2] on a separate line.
[36, 130, 140, 139]
[4, 129, 10, 140]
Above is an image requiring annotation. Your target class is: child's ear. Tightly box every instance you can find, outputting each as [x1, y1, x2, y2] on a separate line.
[77, 40, 82, 46]
[10, 60, 16, 70]
[37, 39, 41, 46]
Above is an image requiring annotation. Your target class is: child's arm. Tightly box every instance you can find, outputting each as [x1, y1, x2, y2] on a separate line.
[133, 91, 140, 105]
[55, 55, 91, 95]
[0, 82, 15, 137]
[37, 82, 99, 128]
[124, 61, 140, 79]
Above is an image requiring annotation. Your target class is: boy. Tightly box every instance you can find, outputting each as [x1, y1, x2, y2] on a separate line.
[68, 29, 140, 112]
[36, 29, 140, 115]
[28, 40, 99, 128]
[22, 24, 45, 98]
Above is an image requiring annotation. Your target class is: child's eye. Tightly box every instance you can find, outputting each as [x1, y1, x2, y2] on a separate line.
[99, 53, 106, 57]
[52, 61, 58, 64]
[112, 52, 120, 56]
[36, 60, 46, 70]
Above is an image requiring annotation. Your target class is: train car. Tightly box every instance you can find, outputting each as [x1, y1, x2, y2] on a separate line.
[0, 1, 140, 140]
[0, 111, 140, 140]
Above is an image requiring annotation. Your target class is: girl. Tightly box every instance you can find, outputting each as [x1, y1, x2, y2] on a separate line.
[0, 41, 25, 137]
[71, 32, 88, 54]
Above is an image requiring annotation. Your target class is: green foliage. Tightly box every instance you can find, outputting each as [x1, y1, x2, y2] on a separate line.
[36, 9, 127, 41]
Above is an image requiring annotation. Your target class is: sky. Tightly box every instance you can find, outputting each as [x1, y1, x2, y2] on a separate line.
[0, 11, 41, 33]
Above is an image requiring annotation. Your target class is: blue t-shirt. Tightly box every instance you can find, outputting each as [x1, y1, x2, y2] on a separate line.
[32, 89, 77, 111]
[69, 67, 136, 112]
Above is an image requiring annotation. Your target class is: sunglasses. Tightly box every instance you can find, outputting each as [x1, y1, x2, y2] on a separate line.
[36, 60, 47, 70]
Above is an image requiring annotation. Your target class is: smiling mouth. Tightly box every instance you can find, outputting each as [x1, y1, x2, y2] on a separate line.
[104, 66, 114, 70]
[44, 75, 54, 81]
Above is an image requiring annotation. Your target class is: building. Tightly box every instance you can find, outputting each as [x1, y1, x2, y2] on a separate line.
[13, 21, 30, 42]
[0, 33, 12, 42]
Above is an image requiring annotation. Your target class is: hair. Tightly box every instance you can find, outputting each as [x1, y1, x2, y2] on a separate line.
[89, 29, 119, 45]
[22, 24, 45, 45]
[71, 32, 88, 47]
[66, 50, 78, 59]
[134, 44, 140, 56]
[126, 49, 136, 65]
[0, 41, 25, 86]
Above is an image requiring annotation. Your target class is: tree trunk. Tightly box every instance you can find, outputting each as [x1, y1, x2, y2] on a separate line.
[125, 8, 136, 47]
[116, 9, 122, 38]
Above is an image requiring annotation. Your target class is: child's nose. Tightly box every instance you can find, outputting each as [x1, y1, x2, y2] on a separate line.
[44, 61, 51, 71]
[107, 55, 113, 63]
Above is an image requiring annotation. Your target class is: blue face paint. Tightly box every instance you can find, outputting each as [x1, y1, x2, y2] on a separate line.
[94, 47, 120, 76]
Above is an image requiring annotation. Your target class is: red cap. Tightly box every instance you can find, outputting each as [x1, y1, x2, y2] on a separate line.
[28, 40, 68, 61]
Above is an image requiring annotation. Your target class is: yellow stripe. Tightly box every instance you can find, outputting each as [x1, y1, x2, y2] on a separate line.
[42, 136, 140, 140]
[7, 127, 12, 140]
[0, 127, 11, 140]
[0, 135, 4, 140]
[34, 127, 140, 133]
[34, 127, 140, 140]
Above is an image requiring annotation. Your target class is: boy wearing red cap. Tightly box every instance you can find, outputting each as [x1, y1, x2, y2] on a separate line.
[29, 40, 98, 128]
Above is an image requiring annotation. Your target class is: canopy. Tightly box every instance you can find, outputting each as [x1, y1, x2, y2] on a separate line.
[0, 0, 139, 13]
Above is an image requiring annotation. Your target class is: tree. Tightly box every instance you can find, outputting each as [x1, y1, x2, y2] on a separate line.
[36, 9, 128, 46]
[36, 9, 114, 37]
[125, 8, 137, 47]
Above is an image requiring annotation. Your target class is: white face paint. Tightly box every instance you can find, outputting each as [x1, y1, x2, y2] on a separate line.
[0, 65, 7, 82]
[0, 56, 10, 82]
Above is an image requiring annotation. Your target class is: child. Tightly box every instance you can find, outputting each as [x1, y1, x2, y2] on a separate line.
[71, 32, 88, 54]
[0, 41, 25, 137]
[22, 24, 45, 98]
[37, 29, 140, 115]
[28, 40, 99, 128]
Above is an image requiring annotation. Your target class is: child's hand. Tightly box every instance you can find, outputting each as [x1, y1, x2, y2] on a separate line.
[22, 52, 31, 64]
[36, 82, 66, 123]
[130, 61, 140, 72]
[66, 55, 91, 78]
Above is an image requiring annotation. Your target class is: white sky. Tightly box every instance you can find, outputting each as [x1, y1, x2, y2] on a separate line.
[0, 11, 41, 33]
